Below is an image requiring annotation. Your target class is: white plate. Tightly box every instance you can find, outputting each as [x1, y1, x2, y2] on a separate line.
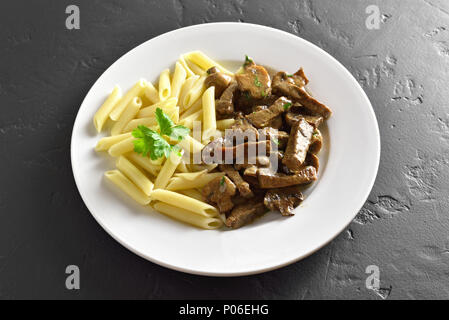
[71, 23, 380, 276]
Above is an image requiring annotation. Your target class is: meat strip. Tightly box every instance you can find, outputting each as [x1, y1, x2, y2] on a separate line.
[219, 164, 254, 198]
[202, 176, 236, 213]
[272, 71, 332, 119]
[215, 81, 238, 117]
[225, 199, 267, 229]
[258, 166, 317, 188]
[283, 118, 314, 172]
[245, 96, 291, 128]
[264, 186, 304, 216]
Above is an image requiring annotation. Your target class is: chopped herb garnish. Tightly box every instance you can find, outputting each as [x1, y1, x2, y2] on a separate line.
[283, 102, 292, 110]
[220, 176, 225, 186]
[132, 108, 189, 160]
[272, 138, 280, 146]
[261, 90, 267, 97]
[287, 74, 294, 77]
[254, 75, 262, 87]
[243, 55, 253, 67]
[244, 91, 251, 100]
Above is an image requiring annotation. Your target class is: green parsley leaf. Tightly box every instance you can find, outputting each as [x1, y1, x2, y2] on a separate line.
[132, 109, 189, 160]
[254, 75, 262, 87]
[220, 176, 225, 186]
[155, 107, 174, 136]
[261, 90, 267, 97]
[132, 125, 172, 160]
[287, 74, 293, 77]
[283, 102, 292, 110]
[155, 107, 190, 140]
[272, 137, 280, 146]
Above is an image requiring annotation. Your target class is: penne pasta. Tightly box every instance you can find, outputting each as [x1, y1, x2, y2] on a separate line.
[154, 149, 184, 189]
[123, 107, 178, 133]
[185, 58, 206, 76]
[126, 152, 161, 176]
[104, 170, 150, 205]
[179, 189, 204, 202]
[137, 97, 177, 118]
[184, 51, 233, 75]
[182, 75, 206, 111]
[167, 171, 225, 191]
[116, 156, 154, 196]
[179, 109, 202, 129]
[95, 132, 132, 152]
[180, 98, 202, 119]
[153, 202, 223, 230]
[178, 55, 195, 78]
[178, 135, 204, 154]
[110, 97, 142, 135]
[176, 160, 189, 173]
[109, 79, 146, 121]
[158, 69, 171, 101]
[144, 81, 160, 104]
[170, 62, 187, 99]
[150, 189, 219, 218]
[178, 75, 199, 111]
[94, 85, 122, 132]
[216, 118, 235, 130]
[108, 136, 135, 157]
[202, 86, 217, 142]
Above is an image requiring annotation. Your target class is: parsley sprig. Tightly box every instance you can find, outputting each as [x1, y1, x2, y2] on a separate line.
[132, 108, 189, 160]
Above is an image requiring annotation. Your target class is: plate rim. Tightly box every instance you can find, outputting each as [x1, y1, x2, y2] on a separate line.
[70, 22, 381, 277]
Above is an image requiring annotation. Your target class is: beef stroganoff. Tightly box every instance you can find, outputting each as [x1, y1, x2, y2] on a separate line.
[93, 51, 332, 229]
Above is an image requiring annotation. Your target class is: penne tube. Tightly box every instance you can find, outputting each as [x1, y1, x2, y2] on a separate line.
[167, 172, 225, 191]
[216, 119, 235, 130]
[179, 189, 204, 202]
[178, 55, 195, 78]
[180, 98, 202, 119]
[182, 75, 206, 111]
[202, 86, 217, 141]
[110, 97, 142, 135]
[176, 160, 189, 173]
[151, 189, 219, 218]
[126, 152, 161, 177]
[104, 170, 150, 205]
[185, 58, 206, 76]
[108, 136, 135, 157]
[154, 149, 184, 189]
[137, 97, 177, 118]
[158, 69, 171, 101]
[116, 156, 154, 196]
[144, 81, 160, 104]
[124, 107, 179, 133]
[178, 135, 204, 154]
[184, 51, 233, 75]
[178, 75, 199, 111]
[153, 202, 223, 230]
[170, 62, 187, 99]
[109, 79, 146, 121]
[95, 132, 132, 152]
[179, 109, 202, 129]
[94, 85, 122, 132]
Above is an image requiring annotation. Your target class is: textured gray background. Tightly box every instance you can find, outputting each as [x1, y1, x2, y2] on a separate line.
[0, 0, 448, 300]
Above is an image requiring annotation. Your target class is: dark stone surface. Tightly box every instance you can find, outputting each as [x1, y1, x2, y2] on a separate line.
[0, 0, 448, 299]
